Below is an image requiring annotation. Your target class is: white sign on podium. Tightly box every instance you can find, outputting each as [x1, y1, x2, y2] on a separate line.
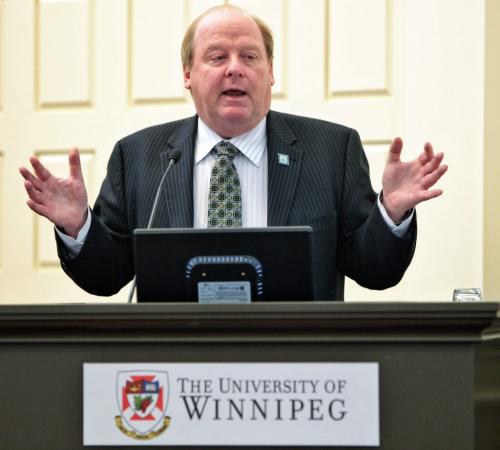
[83, 362, 379, 446]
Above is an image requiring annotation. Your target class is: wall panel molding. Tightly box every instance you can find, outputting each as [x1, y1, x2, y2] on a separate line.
[35, 0, 94, 109]
[33, 149, 94, 269]
[325, 0, 392, 98]
[128, 0, 188, 105]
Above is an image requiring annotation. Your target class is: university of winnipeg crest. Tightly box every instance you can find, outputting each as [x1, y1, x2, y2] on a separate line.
[115, 371, 171, 440]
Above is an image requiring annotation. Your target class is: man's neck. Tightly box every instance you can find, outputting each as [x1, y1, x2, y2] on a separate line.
[200, 115, 269, 140]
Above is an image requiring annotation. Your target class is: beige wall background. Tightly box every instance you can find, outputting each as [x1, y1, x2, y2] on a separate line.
[0, 0, 498, 303]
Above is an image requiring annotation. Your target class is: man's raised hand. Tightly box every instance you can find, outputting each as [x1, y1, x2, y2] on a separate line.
[19, 148, 89, 238]
[381, 138, 448, 223]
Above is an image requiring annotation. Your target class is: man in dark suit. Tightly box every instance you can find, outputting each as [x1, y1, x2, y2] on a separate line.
[19, 5, 447, 300]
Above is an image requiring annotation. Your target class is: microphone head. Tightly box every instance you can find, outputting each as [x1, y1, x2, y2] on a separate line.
[169, 149, 182, 163]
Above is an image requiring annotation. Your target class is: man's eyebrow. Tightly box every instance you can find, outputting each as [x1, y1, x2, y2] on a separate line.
[204, 44, 226, 54]
[203, 43, 263, 54]
[239, 45, 262, 53]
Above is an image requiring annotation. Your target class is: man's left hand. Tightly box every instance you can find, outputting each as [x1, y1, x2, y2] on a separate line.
[381, 137, 448, 223]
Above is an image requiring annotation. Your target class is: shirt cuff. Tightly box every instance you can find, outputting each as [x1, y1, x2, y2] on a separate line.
[54, 207, 92, 258]
[377, 194, 414, 238]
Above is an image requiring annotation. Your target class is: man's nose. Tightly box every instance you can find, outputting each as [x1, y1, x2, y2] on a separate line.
[225, 56, 244, 78]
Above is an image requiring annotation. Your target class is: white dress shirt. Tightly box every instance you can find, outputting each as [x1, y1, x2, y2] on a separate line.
[194, 117, 268, 228]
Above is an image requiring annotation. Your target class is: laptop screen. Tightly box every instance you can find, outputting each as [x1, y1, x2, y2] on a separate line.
[133, 227, 313, 302]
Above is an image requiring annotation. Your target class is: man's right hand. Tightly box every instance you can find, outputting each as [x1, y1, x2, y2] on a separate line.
[19, 148, 89, 239]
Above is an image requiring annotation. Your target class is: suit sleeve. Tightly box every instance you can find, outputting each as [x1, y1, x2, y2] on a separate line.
[337, 129, 417, 289]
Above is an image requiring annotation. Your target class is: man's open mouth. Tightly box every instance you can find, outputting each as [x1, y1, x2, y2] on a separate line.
[222, 90, 246, 96]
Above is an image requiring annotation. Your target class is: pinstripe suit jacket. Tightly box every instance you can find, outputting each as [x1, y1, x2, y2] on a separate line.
[57, 110, 416, 300]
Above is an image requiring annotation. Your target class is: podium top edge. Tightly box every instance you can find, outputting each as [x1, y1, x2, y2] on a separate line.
[0, 302, 498, 342]
[0, 301, 498, 313]
[0, 301, 498, 324]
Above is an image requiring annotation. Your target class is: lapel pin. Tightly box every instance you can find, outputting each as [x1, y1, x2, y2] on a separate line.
[278, 153, 289, 166]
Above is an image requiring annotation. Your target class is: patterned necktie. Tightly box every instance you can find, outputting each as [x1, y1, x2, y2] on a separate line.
[208, 141, 242, 228]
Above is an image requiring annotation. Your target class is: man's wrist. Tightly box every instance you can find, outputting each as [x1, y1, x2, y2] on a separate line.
[377, 193, 414, 238]
[392, 209, 412, 226]
[58, 207, 89, 239]
[380, 191, 409, 224]
[55, 207, 92, 257]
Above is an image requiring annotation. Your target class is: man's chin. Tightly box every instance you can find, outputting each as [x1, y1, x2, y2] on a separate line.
[208, 111, 260, 137]
[218, 107, 251, 123]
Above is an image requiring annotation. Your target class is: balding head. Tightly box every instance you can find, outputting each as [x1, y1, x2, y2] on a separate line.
[181, 5, 274, 69]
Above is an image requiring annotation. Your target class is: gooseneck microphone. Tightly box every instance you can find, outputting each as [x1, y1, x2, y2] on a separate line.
[127, 150, 182, 303]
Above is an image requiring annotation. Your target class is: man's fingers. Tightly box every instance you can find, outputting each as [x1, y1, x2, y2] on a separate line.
[19, 166, 30, 180]
[419, 188, 444, 203]
[24, 180, 45, 204]
[25, 184, 54, 221]
[418, 142, 435, 165]
[68, 148, 84, 181]
[409, 188, 444, 209]
[19, 167, 44, 192]
[424, 142, 434, 158]
[421, 152, 445, 175]
[26, 198, 49, 218]
[428, 163, 448, 183]
[421, 164, 448, 189]
[387, 137, 403, 163]
[30, 156, 52, 182]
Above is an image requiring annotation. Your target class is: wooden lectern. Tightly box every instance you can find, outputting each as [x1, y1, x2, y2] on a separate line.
[0, 302, 498, 449]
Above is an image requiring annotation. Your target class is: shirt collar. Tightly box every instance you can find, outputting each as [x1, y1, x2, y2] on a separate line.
[194, 117, 267, 167]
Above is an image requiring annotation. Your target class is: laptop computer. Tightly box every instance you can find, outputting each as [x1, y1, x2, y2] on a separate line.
[133, 227, 313, 302]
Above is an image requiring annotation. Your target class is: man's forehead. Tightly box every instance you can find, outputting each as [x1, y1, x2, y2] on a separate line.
[194, 10, 262, 45]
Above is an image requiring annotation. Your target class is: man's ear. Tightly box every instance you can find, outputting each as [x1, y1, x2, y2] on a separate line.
[269, 61, 275, 86]
[183, 65, 191, 90]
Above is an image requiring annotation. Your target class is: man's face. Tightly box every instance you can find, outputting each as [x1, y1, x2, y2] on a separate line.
[183, 10, 275, 138]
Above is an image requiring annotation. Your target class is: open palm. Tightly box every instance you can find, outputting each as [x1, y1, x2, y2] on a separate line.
[20, 148, 89, 238]
[382, 138, 448, 222]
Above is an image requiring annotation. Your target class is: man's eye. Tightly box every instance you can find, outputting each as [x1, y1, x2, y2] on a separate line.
[209, 54, 226, 63]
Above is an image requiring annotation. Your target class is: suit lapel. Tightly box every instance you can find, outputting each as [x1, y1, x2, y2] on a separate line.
[160, 116, 197, 228]
[267, 111, 301, 226]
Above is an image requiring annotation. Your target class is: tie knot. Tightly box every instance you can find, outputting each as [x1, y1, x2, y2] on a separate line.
[214, 141, 238, 160]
